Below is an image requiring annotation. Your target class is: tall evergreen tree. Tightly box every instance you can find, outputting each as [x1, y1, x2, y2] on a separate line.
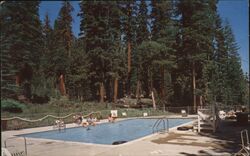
[137, 1, 149, 45]
[53, 1, 74, 96]
[55, 1, 74, 57]
[105, 2, 127, 102]
[0, 1, 43, 99]
[177, 0, 216, 109]
[1, 1, 17, 98]
[150, 0, 177, 104]
[119, 0, 137, 96]
[79, 1, 125, 102]
[222, 20, 245, 105]
[133, 1, 150, 98]
[41, 12, 55, 77]
[66, 39, 91, 101]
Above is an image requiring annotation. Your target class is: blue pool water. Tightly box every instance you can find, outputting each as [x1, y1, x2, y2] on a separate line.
[18, 118, 193, 145]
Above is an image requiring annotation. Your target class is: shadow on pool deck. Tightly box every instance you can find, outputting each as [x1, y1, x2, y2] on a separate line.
[182, 120, 250, 156]
[151, 119, 250, 156]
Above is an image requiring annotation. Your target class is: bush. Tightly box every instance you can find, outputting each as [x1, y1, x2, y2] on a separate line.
[31, 94, 49, 104]
[1, 99, 26, 113]
[49, 96, 71, 107]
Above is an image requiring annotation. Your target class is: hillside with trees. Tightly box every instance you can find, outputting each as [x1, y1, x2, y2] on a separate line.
[1, 0, 249, 113]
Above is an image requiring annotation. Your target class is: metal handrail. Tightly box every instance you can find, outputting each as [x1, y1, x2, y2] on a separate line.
[152, 117, 169, 133]
[166, 118, 169, 132]
[152, 118, 161, 132]
[4, 136, 27, 156]
[156, 118, 166, 131]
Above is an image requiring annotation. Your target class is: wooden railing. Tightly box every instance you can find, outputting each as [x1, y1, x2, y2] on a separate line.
[197, 105, 218, 132]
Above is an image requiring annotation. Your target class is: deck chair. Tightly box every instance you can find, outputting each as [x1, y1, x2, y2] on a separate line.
[235, 129, 250, 156]
[53, 119, 66, 131]
[2, 147, 25, 156]
[111, 110, 118, 118]
[122, 112, 127, 117]
[2, 148, 12, 156]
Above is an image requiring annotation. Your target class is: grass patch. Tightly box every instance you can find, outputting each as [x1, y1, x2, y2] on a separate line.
[1, 97, 180, 130]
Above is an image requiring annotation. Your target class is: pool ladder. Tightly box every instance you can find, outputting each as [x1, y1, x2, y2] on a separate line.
[152, 117, 169, 133]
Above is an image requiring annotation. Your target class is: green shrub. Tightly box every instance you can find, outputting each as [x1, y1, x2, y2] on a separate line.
[1, 99, 26, 113]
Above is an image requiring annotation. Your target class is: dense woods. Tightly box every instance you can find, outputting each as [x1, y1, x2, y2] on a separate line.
[1, 0, 249, 108]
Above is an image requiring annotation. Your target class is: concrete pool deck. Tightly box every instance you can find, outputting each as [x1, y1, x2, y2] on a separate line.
[2, 116, 248, 156]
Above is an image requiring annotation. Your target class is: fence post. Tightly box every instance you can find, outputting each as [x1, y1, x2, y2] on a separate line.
[198, 112, 200, 132]
[47, 117, 49, 126]
[24, 137, 27, 156]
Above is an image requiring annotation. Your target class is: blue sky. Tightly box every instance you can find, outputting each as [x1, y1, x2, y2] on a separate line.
[39, 0, 249, 74]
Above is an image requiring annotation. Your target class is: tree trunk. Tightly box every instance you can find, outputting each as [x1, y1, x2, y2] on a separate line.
[152, 91, 156, 110]
[59, 74, 66, 96]
[127, 41, 131, 95]
[192, 62, 196, 112]
[100, 82, 104, 103]
[16, 75, 20, 86]
[149, 70, 153, 96]
[113, 78, 118, 103]
[68, 49, 71, 58]
[136, 80, 141, 100]
[128, 41, 131, 75]
[200, 96, 203, 107]
[160, 65, 165, 98]
[123, 80, 126, 97]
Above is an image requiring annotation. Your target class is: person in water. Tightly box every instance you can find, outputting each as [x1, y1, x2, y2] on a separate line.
[81, 118, 89, 127]
[108, 114, 115, 123]
[73, 114, 83, 125]
[86, 114, 96, 126]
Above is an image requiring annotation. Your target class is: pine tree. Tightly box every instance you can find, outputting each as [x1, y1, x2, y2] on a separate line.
[222, 20, 245, 105]
[79, 1, 121, 102]
[137, 1, 149, 44]
[52, 1, 74, 96]
[204, 13, 227, 103]
[41, 12, 55, 78]
[150, 0, 177, 104]
[43, 13, 53, 57]
[30, 12, 58, 98]
[1, 2, 17, 98]
[0, 1, 43, 99]
[119, 0, 137, 96]
[66, 39, 91, 101]
[203, 14, 246, 106]
[177, 0, 216, 109]
[134, 0, 150, 98]
[55, 1, 74, 57]
[79, 0, 98, 100]
[137, 41, 166, 94]
[105, 2, 127, 102]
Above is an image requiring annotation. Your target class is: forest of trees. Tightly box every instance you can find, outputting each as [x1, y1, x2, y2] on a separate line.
[1, 0, 249, 109]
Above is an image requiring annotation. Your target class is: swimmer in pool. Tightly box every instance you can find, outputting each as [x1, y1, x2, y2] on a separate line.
[87, 114, 96, 126]
[108, 114, 115, 123]
[81, 118, 89, 127]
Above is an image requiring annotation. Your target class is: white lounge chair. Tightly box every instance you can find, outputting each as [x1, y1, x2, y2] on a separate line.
[122, 112, 127, 117]
[2, 147, 25, 156]
[235, 129, 250, 156]
[2, 148, 12, 156]
[111, 110, 118, 118]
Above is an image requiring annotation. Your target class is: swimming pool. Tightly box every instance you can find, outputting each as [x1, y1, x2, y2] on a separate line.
[18, 118, 193, 145]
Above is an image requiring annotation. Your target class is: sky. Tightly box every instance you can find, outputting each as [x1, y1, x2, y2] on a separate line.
[39, 0, 249, 74]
